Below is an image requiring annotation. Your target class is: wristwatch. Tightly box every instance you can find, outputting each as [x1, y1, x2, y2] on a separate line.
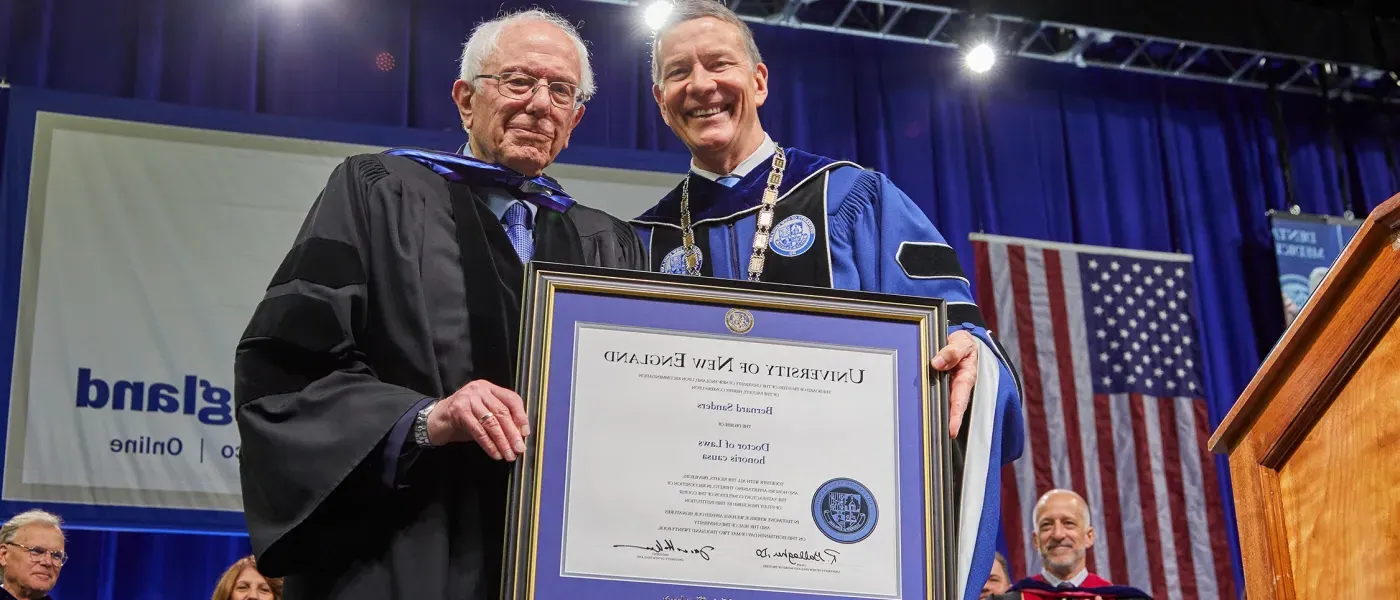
[413, 399, 439, 448]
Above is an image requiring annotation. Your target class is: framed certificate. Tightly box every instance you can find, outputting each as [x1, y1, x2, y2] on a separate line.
[505, 262, 955, 600]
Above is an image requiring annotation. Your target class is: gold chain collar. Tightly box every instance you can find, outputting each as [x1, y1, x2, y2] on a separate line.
[679, 145, 787, 281]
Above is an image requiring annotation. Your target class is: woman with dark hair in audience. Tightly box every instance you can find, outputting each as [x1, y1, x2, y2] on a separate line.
[211, 555, 281, 600]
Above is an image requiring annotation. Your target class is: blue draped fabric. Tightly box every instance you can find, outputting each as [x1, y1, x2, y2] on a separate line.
[1, 0, 1397, 597]
[50, 530, 250, 600]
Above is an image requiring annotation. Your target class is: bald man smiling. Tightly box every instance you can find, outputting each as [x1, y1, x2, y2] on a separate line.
[991, 490, 1152, 599]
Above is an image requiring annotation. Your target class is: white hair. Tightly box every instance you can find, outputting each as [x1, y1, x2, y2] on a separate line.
[650, 0, 764, 87]
[0, 509, 63, 544]
[458, 8, 596, 101]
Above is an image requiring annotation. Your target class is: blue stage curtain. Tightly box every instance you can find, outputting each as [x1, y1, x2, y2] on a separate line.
[50, 530, 250, 600]
[2, 0, 1398, 597]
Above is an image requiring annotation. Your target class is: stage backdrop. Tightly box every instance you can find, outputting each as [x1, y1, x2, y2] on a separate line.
[0, 87, 685, 533]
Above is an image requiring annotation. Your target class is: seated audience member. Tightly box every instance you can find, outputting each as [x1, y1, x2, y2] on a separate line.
[993, 489, 1152, 599]
[981, 551, 1012, 598]
[211, 555, 282, 600]
[0, 509, 66, 600]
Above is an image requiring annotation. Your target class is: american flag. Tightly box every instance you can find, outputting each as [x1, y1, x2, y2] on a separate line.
[969, 234, 1235, 600]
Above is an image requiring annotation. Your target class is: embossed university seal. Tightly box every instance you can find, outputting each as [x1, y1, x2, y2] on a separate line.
[812, 478, 879, 543]
[724, 308, 754, 334]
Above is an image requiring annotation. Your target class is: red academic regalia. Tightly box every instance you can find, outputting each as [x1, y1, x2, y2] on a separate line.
[1005, 573, 1152, 599]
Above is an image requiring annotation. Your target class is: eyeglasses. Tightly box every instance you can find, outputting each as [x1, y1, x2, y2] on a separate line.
[5, 542, 68, 566]
[474, 72, 585, 108]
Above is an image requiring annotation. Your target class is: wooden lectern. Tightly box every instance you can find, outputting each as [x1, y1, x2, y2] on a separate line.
[1210, 193, 1400, 599]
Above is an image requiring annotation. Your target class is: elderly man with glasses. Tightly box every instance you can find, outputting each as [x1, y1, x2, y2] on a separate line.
[233, 8, 644, 599]
[0, 510, 66, 600]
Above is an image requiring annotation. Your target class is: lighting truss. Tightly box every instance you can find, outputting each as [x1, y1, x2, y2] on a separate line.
[585, 0, 1400, 103]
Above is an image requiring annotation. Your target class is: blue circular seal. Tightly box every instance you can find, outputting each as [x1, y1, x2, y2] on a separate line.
[660, 246, 701, 275]
[769, 215, 816, 257]
[812, 478, 878, 544]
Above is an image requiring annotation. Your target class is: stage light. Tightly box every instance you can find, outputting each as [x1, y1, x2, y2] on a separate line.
[643, 1, 673, 31]
[965, 43, 996, 74]
[376, 52, 396, 72]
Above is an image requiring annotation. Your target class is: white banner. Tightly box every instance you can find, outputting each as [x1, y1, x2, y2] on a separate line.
[5, 111, 680, 515]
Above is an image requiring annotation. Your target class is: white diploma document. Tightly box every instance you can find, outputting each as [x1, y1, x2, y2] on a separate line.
[560, 323, 904, 599]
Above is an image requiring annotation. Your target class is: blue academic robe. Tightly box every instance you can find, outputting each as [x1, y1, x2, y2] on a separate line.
[631, 147, 1026, 600]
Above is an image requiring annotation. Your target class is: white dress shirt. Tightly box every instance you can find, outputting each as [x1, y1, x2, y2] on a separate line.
[1040, 568, 1089, 588]
[689, 133, 776, 182]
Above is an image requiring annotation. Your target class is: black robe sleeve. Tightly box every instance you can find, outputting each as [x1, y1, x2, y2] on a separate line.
[611, 214, 647, 271]
[233, 155, 429, 574]
[568, 203, 649, 272]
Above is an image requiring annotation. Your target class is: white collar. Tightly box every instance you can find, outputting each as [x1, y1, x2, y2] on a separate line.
[1041, 568, 1089, 588]
[689, 133, 776, 182]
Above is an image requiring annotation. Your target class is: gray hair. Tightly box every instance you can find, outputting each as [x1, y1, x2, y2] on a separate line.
[458, 8, 596, 101]
[0, 510, 63, 544]
[650, 0, 764, 87]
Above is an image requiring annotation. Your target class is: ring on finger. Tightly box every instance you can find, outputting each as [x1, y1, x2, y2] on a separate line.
[479, 412, 498, 426]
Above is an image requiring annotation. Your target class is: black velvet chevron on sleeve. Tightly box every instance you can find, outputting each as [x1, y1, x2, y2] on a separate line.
[895, 242, 967, 280]
[948, 302, 988, 330]
[267, 238, 367, 290]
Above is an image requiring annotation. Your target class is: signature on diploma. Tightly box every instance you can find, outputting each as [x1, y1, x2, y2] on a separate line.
[753, 547, 840, 565]
[613, 539, 714, 561]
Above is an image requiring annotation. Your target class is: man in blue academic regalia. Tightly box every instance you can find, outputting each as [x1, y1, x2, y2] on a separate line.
[631, 3, 1025, 599]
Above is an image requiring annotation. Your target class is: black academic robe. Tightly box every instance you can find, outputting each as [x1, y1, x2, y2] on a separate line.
[233, 152, 644, 599]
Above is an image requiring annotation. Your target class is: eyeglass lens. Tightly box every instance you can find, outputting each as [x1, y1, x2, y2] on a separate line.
[497, 73, 577, 107]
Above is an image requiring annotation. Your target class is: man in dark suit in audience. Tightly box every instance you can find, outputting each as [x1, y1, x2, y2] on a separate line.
[0, 510, 66, 600]
[980, 552, 1012, 599]
[992, 490, 1151, 599]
